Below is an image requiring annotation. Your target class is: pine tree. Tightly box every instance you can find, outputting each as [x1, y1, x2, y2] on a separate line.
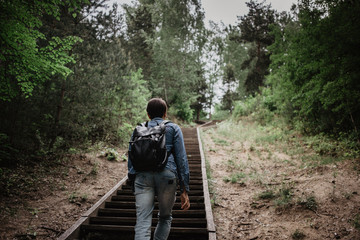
[236, 0, 276, 94]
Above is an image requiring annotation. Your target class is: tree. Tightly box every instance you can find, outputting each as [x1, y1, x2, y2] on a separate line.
[0, 0, 149, 163]
[236, 0, 276, 94]
[123, 0, 155, 81]
[220, 25, 251, 111]
[0, 0, 85, 101]
[268, 0, 360, 138]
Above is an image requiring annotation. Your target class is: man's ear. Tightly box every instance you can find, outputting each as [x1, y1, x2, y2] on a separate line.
[162, 112, 167, 119]
[147, 113, 151, 119]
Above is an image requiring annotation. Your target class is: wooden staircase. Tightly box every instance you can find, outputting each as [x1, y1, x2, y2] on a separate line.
[58, 127, 215, 240]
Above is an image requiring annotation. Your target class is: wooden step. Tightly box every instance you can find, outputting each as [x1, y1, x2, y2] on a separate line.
[104, 201, 205, 210]
[121, 184, 203, 190]
[58, 127, 215, 240]
[116, 189, 204, 196]
[81, 224, 208, 234]
[89, 216, 207, 228]
[111, 195, 205, 202]
[98, 209, 206, 218]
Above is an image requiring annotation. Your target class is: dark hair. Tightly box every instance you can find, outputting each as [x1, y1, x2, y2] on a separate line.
[146, 98, 167, 119]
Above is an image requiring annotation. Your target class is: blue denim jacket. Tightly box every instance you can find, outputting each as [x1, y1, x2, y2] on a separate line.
[128, 117, 190, 192]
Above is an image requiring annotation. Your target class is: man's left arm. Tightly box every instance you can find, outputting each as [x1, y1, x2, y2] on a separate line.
[172, 125, 190, 209]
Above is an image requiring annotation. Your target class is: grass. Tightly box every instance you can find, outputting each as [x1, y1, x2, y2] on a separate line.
[204, 118, 360, 210]
[68, 192, 78, 203]
[256, 184, 294, 209]
[258, 190, 276, 200]
[90, 161, 99, 175]
[68, 192, 88, 203]
[223, 172, 246, 184]
[215, 119, 359, 169]
[274, 185, 293, 209]
[212, 138, 230, 146]
[353, 214, 360, 230]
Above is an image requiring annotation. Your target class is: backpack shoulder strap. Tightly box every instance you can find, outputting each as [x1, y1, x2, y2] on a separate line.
[159, 120, 171, 130]
[136, 121, 147, 127]
[162, 120, 171, 125]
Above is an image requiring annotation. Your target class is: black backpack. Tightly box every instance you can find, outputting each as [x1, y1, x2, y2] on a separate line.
[129, 120, 171, 172]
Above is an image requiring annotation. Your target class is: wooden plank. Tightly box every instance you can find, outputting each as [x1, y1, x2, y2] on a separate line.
[111, 195, 205, 202]
[197, 127, 217, 238]
[116, 189, 204, 196]
[81, 224, 208, 234]
[89, 216, 207, 227]
[98, 208, 206, 218]
[105, 201, 205, 209]
[60, 124, 216, 240]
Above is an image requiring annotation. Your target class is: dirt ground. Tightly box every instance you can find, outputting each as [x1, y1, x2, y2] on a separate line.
[1, 121, 360, 240]
[200, 122, 360, 240]
[0, 151, 128, 239]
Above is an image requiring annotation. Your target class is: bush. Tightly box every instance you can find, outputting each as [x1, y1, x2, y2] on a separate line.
[211, 104, 231, 120]
[0, 133, 18, 166]
[258, 190, 276, 200]
[232, 97, 258, 118]
[168, 98, 194, 122]
[232, 90, 275, 125]
[292, 229, 306, 239]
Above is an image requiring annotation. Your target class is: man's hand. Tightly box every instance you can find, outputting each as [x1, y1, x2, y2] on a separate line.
[180, 189, 190, 210]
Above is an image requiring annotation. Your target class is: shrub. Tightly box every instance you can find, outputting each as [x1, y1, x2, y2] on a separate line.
[258, 190, 276, 200]
[292, 229, 306, 239]
[298, 195, 318, 211]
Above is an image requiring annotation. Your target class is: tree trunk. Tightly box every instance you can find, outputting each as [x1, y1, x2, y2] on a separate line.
[164, 79, 168, 103]
[48, 81, 66, 150]
[257, 41, 261, 73]
[349, 111, 360, 144]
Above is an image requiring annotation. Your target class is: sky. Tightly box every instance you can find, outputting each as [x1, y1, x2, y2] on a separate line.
[202, 0, 297, 26]
[110, 0, 297, 26]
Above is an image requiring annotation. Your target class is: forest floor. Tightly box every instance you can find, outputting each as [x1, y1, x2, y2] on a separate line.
[201, 119, 360, 240]
[0, 149, 128, 239]
[0, 119, 360, 240]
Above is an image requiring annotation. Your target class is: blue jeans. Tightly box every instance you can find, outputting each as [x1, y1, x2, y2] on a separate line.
[134, 169, 177, 240]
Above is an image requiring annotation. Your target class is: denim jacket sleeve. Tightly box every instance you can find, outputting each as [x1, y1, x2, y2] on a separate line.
[127, 139, 136, 175]
[171, 124, 190, 193]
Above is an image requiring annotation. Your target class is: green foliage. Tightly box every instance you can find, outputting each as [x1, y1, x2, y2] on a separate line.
[292, 229, 306, 240]
[135, 0, 207, 121]
[90, 162, 99, 176]
[236, 0, 276, 94]
[232, 88, 275, 125]
[223, 172, 246, 184]
[112, 69, 151, 142]
[267, 0, 360, 139]
[169, 98, 195, 123]
[233, 97, 259, 118]
[298, 195, 318, 211]
[213, 138, 230, 146]
[258, 190, 276, 200]
[0, 0, 211, 165]
[0, 133, 18, 165]
[211, 104, 231, 120]
[68, 192, 79, 203]
[0, 0, 85, 101]
[274, 184, 293, 209]
[101, 148, 119, 162]
[353, 214, 360, 230]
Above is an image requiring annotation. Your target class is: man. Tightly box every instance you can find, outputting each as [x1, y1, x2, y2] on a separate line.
[128, 98, 190, 240]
